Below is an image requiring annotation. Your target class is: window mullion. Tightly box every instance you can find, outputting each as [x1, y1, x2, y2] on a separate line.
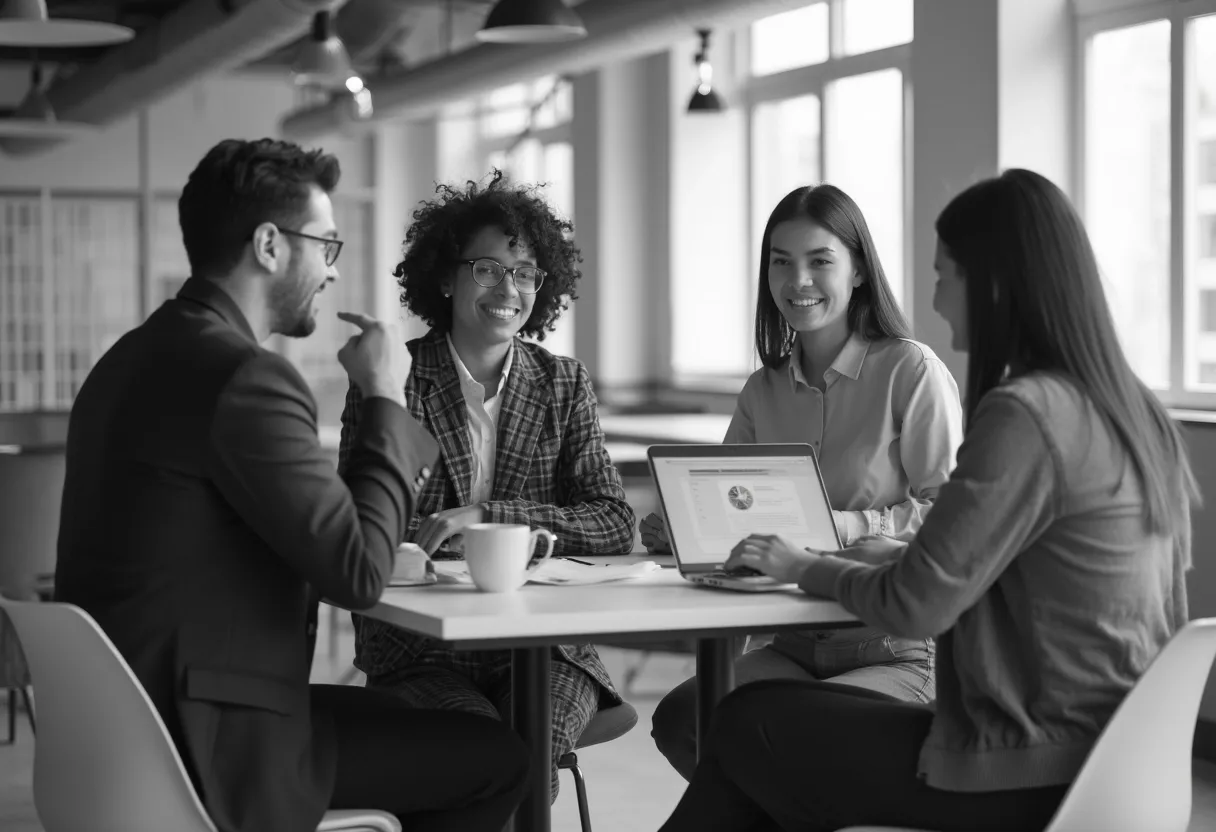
[39, 188, 55, 410]
[819, 77, 830, 185]
[901, 70, 914, 327]
[1170, 11, 1186, 395]
[829, 0, 845, 57]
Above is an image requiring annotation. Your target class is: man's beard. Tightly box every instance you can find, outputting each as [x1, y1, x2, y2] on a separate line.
[284, 306, 317, 338]
[272, 270, 318, 338]
[283, 311, 316, 338]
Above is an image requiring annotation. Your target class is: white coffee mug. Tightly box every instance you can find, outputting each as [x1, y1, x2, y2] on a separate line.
[462, 523, 557, 593]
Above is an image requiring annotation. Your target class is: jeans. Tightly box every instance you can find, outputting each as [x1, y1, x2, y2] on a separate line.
[658, 680, 1066, 832]
[651, 628, 934, 781]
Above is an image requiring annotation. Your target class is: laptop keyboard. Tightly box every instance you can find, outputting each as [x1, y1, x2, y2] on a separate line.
[719, 565, 764, 577]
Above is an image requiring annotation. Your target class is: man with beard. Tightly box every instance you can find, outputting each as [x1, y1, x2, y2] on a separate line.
[54, 138, 529, 832]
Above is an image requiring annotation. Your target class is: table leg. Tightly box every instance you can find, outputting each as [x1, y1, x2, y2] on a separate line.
[510, 646, 552, 832]
[695, 636, 736, 760]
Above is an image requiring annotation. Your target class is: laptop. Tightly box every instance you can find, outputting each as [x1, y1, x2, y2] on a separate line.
[647, 443, 841, 592]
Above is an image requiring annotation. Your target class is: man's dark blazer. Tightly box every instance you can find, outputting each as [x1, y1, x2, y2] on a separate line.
[54, 277, 438, 832]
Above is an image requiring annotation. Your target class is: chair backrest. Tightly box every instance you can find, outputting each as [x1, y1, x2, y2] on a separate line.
[0, 451, 64, 597]
[1046, 617, 1216, 832]
[0, 598, 217, 832]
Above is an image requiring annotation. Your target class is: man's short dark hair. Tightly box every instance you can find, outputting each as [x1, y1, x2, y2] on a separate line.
[178, 138, 341, 279]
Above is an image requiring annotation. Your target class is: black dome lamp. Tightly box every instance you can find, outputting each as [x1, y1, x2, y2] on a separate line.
[0, 55, 96, 137]
[292, 10, 359, 90]
[687, 28, 725, 113]
[475, 0, 587, 45]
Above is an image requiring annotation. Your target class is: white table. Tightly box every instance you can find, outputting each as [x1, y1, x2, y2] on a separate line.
[362, 559, 859, 832]
[598, 413, 732, 446]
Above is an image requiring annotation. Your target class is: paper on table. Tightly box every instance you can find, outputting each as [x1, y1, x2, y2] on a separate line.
[389, 542, 437, 587]
[432, 559, 662, 587]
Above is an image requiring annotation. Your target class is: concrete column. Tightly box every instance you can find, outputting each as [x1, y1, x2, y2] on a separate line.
[373, 120, 438, 340]
[910, 0, 1073, 389]
[572, 53, 673, 401]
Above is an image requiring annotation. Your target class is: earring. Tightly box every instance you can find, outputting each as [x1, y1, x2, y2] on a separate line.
[444, 292, 451, 298]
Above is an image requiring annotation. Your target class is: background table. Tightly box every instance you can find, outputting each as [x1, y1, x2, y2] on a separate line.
[598, 413, 732, 446]
[361, 560, 859, 832]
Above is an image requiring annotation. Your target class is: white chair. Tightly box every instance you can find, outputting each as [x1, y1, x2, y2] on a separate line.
[0, 598, 400, 832]
[838, 616, 1216, 832]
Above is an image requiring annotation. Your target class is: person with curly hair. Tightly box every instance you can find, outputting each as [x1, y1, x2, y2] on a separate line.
[337, 170, 636, 802]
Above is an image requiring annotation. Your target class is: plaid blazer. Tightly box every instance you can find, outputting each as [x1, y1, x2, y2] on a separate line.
[338, 329, 636, 700]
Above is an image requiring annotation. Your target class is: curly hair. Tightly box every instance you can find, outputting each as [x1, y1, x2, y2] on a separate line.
[394, 170, 581, 339]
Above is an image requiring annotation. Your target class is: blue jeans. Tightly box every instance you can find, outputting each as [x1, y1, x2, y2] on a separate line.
[651, 628, 934, 781]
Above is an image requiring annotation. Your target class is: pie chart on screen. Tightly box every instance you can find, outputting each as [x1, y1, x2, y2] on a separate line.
[727, 485, 753, 510]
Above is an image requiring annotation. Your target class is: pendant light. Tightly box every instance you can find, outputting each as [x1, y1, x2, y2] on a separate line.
[687, 28, 725, 113]
[292, 10, 360, 91]
[0, 56, 94, 138]
[0, 0, 133, 47]
[475, 0, 587, 45]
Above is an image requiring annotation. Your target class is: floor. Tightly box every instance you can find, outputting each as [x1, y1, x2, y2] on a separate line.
[4, 615, 1216, 832]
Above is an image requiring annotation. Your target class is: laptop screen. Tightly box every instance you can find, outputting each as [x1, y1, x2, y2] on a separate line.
[649, 444, 841, 568]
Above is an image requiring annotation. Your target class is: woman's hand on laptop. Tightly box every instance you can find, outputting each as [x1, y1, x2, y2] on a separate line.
[639, 512, 671, 554]
[726, 534, 822, 585]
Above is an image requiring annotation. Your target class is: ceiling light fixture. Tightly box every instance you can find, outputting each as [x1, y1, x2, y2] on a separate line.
[292, 10, 361, 90]
[346, 84, 373, 122]
[475, 0, 587, 45]
[0, 0, 133, 47]
[0, 57, 95, 138]
[687, 28, 725, 113]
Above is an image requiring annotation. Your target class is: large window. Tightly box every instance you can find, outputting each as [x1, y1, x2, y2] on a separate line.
[1082, 2, 1216, 405]
[0, 193, 139, 412]
[438, 77, 576, 358]
[674, 0, 911, 381]
[746, 0, 910, 309]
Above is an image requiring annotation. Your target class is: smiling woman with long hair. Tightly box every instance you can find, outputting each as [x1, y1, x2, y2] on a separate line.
[646, 184, 964, 783]
[659, 169, 1198, 832]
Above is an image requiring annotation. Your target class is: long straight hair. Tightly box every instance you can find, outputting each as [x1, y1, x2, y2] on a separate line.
[936, 168, 1199, 536]
[755, 184, 911, 369]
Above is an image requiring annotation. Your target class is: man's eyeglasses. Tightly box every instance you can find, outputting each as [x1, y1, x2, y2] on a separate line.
[279, 228, 344, 267]
[461, 258, 546, 294]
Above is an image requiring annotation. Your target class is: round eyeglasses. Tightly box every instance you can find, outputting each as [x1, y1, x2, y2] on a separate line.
[462, 258, 546, 294]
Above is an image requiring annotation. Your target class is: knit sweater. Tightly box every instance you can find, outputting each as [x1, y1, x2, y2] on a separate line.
[800, 372, 1191, 792]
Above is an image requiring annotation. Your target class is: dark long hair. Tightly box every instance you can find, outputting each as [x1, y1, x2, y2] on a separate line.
[936, 168, 1199, 536]
[755, 184, 911, 369]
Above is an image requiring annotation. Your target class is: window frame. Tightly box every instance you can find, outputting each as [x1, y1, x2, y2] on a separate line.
[0, 189, 142, 413]
[672, 0, 912, 391]
[1077, 0, 1216, 409]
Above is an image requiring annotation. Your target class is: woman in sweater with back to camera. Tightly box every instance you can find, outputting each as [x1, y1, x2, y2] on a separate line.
[659, 168, 1198, 832]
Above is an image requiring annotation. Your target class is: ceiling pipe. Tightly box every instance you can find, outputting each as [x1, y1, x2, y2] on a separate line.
[0, 0, 345, 156]
[280, 0, 809, 140]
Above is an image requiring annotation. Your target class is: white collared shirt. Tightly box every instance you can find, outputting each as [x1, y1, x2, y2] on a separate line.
[446, 335, 514, 504]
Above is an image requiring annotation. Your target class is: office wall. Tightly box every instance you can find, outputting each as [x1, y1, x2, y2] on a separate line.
[0, 72, 370, 195]
[0, 71, 379, 445]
